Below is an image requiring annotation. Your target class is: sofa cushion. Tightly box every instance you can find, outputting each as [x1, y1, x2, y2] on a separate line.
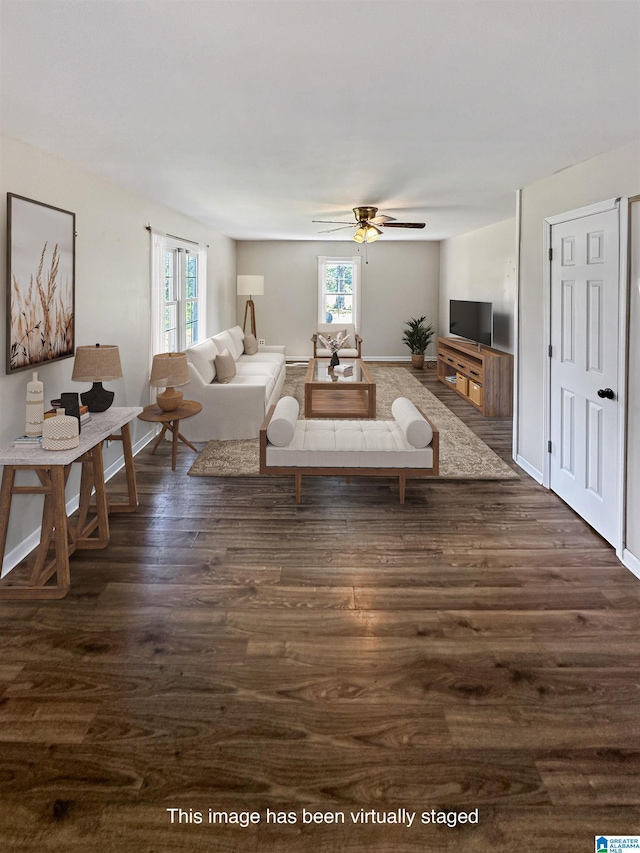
[215, 348, 237, 384]
[186, 337, 219, 384]
[266, 396, 299, 447]
[212, 331, 236, 360]
[314, 347, 360, 359]
[243, 333, 258, 355]
[235, 360, 280, 380]
[227, 325, 246, 360]
[317, 323, 356, 344]
[239, 352, 284, 366]
[392, 397, 433, 448]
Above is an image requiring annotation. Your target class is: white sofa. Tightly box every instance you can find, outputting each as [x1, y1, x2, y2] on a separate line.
[180, 326, 286, 441]
[260, 396, 439, 503]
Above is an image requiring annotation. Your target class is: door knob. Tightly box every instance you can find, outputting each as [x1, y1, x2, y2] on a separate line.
[597, 388, 615, 400]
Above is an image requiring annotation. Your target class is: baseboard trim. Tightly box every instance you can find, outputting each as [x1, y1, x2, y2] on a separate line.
[621, 548, 640, 580]
[1, 428, 155, 578]
[514, 454, 544, 484]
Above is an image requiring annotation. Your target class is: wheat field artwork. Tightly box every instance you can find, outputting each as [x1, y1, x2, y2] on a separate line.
[7, 194, 75, 373]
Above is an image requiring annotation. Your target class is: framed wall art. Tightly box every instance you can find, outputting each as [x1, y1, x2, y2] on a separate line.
[6, 193, 76, 374]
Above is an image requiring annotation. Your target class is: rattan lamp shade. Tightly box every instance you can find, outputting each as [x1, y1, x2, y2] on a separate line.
[71, 344, 123, 412]
[72, 345, 123, 381]
[150, 352, 190, 412]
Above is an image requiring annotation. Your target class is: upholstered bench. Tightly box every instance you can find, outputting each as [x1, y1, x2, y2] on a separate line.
[259, 396, 439, 503]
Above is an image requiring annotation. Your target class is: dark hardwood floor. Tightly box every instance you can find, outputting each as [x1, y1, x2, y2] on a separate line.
[2, 366, 639, 852]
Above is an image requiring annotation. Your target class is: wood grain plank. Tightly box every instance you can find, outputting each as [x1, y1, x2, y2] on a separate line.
[1, 367, 638, 851]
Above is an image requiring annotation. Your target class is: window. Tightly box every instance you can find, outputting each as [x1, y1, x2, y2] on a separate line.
[317, 256, 361, 327]
[150, 229, 207, 358]
[164, 241, 201, 352]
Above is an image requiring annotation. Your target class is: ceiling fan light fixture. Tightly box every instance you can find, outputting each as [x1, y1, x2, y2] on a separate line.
[353, 222, 382, 243]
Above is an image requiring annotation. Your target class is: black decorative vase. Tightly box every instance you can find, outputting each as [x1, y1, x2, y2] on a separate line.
[60, 392, 82, 434]
[330, 351, 340, 367]
[81, 381, 115, 412]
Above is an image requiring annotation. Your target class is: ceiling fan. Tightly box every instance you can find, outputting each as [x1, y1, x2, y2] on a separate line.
[313, 206, 426, 242]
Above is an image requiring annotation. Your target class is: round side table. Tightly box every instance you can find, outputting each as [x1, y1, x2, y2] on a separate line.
[138, 400, 203, 471]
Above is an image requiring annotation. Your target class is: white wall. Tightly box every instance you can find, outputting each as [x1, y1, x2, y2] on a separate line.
[236, 240, 440, 359]
[0, 135, 236, 573]
[514, 139, 640, 569]
[439, 217, 516, 353]
[516, 140, 640, 476]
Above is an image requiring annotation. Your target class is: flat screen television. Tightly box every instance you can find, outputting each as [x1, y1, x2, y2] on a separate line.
[449, 299, 493, 347]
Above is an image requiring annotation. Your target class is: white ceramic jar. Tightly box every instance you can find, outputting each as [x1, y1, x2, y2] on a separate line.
[42, 409, 79, 451]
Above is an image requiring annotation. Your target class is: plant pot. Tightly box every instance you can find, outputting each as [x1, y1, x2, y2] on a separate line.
[411, 354, 425, 370]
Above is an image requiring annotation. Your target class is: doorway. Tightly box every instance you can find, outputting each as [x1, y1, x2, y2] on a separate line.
[546, 200, 621, 546]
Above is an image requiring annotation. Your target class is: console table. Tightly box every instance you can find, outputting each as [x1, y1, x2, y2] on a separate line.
[0, 407, 141, 600]
[436, 337, 513, 417]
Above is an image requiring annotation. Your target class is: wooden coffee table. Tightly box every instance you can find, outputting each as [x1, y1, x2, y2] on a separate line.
[304, 359, 376, 418]
[138, 400, 202, 471]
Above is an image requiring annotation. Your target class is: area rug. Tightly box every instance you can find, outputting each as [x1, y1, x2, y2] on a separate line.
[188, 365, 518, 480]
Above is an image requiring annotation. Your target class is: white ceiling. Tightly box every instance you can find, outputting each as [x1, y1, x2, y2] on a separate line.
[2, 0, 639, 241]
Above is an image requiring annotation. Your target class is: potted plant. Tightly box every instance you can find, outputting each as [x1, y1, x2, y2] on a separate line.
[402, 315, 434, 370]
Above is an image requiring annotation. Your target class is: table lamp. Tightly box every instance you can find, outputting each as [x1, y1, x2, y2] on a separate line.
[150, 352, 190, 411]
[71, 344, 123, 411]
[237, 275, 264, 338]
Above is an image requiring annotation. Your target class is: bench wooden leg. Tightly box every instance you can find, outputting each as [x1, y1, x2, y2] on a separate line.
[398, 474, 406, 504]
[295, 474, 302, 503]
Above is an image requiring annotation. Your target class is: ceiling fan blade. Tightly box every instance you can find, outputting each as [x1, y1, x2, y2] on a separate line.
[370, 215, 396, 224]
[318, 225, 354, 233]
[381, 222, 426, 229]
[312, 220, 355, 225]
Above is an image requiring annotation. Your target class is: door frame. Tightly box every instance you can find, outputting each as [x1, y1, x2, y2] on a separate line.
[622, 196, 640, 577]
[542, 198, 629, 558]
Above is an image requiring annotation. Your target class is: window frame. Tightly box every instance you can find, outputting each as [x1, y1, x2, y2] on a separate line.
[164, 236, 205, 353]
[317, 255, 361, 328]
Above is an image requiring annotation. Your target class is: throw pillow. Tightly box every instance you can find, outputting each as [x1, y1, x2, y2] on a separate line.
[214, 348, 237, 384]
[391, 397, 433, 447]
[266, 396, 299, 446]
[244, 333, 258, 355]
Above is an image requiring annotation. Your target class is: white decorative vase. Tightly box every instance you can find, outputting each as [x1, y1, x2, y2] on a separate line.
[25, 370, 44, 437]
[42, 409, 79, 451]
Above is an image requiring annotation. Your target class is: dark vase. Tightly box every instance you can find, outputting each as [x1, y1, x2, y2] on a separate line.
[330, 351, 340, 367]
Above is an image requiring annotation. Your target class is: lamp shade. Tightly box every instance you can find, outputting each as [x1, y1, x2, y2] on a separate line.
[352, 224, 381, 244]
[237, 275, 264, 296]
[72, 344, 123, 381]
[365, 224, 382, 242]
[149, 352, 190, 388]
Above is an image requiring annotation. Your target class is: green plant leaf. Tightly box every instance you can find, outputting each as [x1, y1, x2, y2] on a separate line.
[402, 316, 434, 354]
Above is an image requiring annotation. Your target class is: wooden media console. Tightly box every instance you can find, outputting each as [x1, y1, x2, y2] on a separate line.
[437, 336, 513, 417]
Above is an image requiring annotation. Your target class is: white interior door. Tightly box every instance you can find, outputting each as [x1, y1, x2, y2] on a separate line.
[549, 205, 620, 545]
